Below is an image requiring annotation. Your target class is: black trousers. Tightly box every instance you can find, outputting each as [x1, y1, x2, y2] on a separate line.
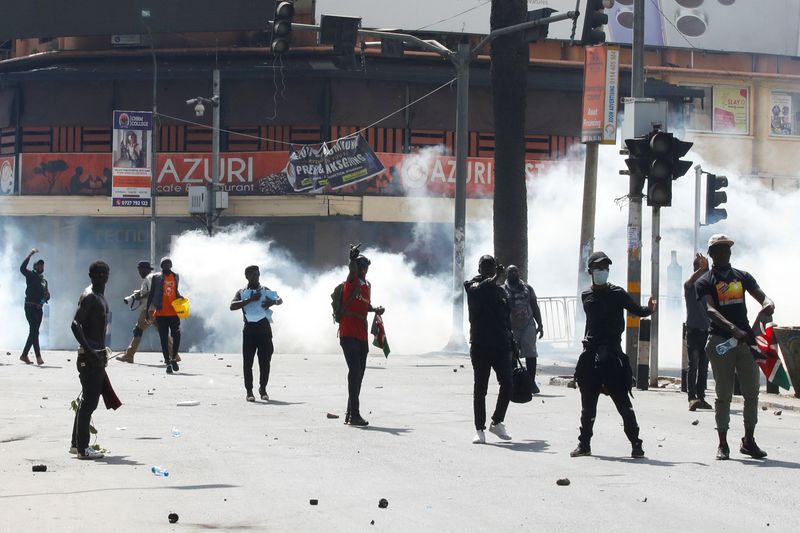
[71, 358, 105, 452]
[470, 346, 513, 431]
[525, 356, 537, 382]
[23, 304, 43, 358]
[578, 384, 640, 447]
[686, 327, 709, 401]
[340, 336, 369, 417]
[243, 325, 273, 393]
[155, 315, 181, 363]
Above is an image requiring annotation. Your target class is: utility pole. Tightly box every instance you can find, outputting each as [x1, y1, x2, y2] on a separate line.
[150, 50, 158, 266]
[445, 43, 470, 352]
[626, 0, 645, 372]
[577, 141, 598, 321]
[208, 68, 220, 236]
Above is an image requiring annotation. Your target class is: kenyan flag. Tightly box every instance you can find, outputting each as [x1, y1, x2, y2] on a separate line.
[751, 313, 791, 390]
[371, 314, 390, 358]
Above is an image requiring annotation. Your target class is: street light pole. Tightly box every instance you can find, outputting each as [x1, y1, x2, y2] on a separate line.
[207, 68, 220, 236]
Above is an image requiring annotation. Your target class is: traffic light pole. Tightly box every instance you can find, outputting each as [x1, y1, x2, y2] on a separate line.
[650, 206, 661, 387]
[628, 0, 646, 379]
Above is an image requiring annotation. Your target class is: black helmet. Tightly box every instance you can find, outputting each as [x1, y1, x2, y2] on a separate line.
[355, 255, 371, 270]
[137, 260, 153, 271]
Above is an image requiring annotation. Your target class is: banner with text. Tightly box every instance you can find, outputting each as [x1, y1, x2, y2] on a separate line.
[713, 86, 749, 135]
[287, 135, 384, 192]
[581, 45, 619, 144]
[20, 151, 571, 199]
[112, 110, 153, 207]
[0, 156, 14, 195]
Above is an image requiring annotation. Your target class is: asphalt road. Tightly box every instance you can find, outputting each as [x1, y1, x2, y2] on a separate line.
[1, 350, 798, 532]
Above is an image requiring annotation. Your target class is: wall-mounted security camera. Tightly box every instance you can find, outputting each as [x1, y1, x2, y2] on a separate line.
[186, 98, 206, 117]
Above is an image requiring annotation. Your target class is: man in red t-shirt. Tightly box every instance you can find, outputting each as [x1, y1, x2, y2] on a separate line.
[146, 257, 183, 374]
[339, 245, 384, 426]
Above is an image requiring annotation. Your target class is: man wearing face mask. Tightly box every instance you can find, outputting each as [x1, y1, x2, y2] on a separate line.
[465, 254, 515, 444]
[503, 265, 544, 394]
[571, 251, 656, 459]
[19, 247, 50, 365]
[695, 234, 775, 460]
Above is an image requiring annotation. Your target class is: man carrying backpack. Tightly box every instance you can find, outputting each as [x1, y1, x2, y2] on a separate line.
[337, 244, 384, 427]
[503, 265, 544, 394]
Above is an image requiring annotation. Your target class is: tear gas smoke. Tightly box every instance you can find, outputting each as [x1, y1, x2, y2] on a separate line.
[1, 144, 798, 369]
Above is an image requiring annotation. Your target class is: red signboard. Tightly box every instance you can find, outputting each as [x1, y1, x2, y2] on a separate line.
[20, 151, 561, 198]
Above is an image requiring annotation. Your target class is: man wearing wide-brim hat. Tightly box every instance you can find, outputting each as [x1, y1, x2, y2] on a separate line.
[695, 234, 775, 460]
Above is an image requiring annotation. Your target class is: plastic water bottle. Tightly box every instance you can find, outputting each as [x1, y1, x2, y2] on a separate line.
[151, 465, 170, 477]
[171, 428, 181, 438]
[716, 337, 739, 356]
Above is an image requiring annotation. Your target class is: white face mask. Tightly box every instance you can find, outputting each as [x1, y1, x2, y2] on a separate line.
[591, 269, 609, 285]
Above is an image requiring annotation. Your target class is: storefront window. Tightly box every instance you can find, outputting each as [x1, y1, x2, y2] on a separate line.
[679, 85, 750, 135]
[769, 91, 800, 137]
[682, 86, 712, 132]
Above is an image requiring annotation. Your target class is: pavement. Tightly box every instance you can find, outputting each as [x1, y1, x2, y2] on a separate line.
[1, 350, 799, 533]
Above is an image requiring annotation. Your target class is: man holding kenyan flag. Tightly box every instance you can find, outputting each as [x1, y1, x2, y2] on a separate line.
[695, 234, 777, 461]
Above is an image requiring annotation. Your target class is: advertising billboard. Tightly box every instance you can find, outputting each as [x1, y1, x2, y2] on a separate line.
[315, 0, 800, 57]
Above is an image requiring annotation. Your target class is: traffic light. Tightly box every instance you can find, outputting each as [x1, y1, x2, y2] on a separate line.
[524, 8, 556, 43]
[624, 129, 693, 207]
[706, 173, 728, 224]
[624, 135, 652, 196]
[581, 0, 609, 46]
[271, 1, 294, 56]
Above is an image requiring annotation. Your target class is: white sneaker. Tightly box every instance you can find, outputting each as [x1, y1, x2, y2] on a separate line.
[489, 422, 511, 440]
[78, 447, 104, 460]
[69, 446, 78, 455]
[472, 430, 486, 444]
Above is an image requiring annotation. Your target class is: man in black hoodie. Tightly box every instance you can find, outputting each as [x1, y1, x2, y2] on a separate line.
[465, 254, 514, 445]
[571, 251, 656, 459]
[19, 247, 50, 365]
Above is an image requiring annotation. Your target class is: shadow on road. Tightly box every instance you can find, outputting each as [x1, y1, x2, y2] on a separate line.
[34, 365, 63, 369]
[0, 483, 239, 499]
[95, 455, 144, 466]
[591, 455, 708, 467]
[736, 458, 800, 470]
[491, 439, 551, 453]
[355, 425, 413, 436]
